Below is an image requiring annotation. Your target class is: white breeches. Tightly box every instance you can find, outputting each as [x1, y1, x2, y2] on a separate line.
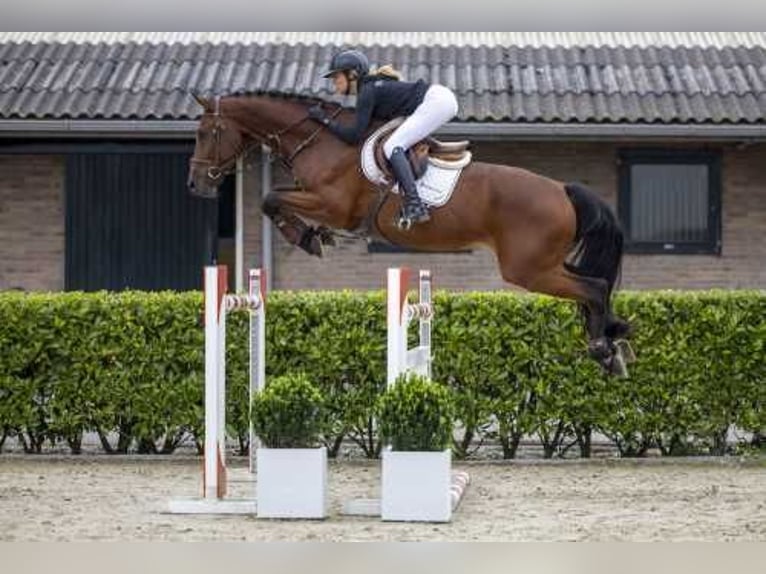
[382, 84, 459, 159]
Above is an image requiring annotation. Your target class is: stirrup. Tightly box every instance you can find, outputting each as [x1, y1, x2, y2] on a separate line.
[397, 214, 413, 231]
[396, 203, 430, 230]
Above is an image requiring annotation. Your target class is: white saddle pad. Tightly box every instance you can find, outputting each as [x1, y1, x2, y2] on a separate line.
[361, 119, 471, 208]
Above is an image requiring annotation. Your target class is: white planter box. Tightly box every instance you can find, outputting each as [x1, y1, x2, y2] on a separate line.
[381, 447, 452, 522]
[256, 447, 328, 519]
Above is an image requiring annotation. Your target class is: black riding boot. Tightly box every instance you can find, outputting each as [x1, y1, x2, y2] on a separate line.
[388, 147, 430, 229]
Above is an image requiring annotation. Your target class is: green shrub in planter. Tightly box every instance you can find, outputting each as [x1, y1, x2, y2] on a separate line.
[376, 373, 456, 452]
[250, 373, 327, 449]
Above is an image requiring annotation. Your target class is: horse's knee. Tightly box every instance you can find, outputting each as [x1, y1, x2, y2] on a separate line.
[261, 193, 281, 218]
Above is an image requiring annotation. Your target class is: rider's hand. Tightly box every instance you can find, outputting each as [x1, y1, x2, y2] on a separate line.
[308, 104, 329, 125]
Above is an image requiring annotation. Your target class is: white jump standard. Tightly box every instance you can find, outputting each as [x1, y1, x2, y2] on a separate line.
[168, 265, 265, 515]
[387, 267, 433, 386]
[343, 267, 470, 522]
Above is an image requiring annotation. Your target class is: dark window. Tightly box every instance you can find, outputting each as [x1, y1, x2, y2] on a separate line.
[618, 150, 721, 255]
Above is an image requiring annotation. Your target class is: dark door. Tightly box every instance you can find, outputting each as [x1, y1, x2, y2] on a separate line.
[65, 146, 218, 291]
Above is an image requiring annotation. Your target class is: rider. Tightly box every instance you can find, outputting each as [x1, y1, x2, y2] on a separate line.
[308, 49, 459, 228]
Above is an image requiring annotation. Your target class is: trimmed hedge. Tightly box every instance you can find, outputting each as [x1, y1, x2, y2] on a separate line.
[377, 373, 456, 452]
[250, 373, 327, 448]
[0, 288, 763, 457]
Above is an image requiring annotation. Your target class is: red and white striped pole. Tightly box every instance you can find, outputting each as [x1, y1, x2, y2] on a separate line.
[202, 265, 266, 500]
[386, 267, 433, 389]
[203, 265, 228, 500]
[248, 268, 266, 473]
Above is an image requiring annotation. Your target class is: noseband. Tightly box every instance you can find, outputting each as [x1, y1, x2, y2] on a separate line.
[190, 95, 341, 181]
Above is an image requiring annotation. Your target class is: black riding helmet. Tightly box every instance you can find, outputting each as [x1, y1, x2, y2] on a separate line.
[322, 49, 370, 78]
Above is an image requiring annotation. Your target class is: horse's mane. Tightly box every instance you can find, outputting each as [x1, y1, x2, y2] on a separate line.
[224, 90, 339, 108]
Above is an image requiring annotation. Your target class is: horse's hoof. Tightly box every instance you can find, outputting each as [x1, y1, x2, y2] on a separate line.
[588, 338, 612, 361]
[298, 230, 324, 258]
[606, 350, 629, 378]
[615, 339, 636, 363]
[309, 236, 324, 257]
[317, 227, 337, 247]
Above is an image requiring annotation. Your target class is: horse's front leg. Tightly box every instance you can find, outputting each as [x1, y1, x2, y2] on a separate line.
[261, 190, 338, 258]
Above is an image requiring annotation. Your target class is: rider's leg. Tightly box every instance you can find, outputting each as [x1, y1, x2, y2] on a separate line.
[383, 85, 459, 228]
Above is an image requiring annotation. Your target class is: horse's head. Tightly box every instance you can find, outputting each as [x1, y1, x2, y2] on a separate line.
[187, 93, 246, 199]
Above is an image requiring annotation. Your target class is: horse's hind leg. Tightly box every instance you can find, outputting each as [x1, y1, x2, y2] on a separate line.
[525, 266, 608, 345]
[515, 264, 622, 374]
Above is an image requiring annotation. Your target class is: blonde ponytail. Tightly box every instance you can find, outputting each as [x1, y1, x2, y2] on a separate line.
[370, 64, 403, 80]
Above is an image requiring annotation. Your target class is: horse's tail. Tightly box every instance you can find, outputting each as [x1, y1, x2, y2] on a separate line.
[563, 181, 625, 309]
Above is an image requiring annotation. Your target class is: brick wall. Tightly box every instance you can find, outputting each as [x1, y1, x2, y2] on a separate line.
[2, 142, 764, 293]
[0, 155, 65, 291]
[243, 141, 766, 291]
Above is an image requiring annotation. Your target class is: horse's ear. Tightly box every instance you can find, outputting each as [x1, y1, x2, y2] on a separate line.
[190, 91, 211, 111]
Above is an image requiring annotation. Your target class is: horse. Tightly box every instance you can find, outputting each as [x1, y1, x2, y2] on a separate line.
[186, 92, 634, 376]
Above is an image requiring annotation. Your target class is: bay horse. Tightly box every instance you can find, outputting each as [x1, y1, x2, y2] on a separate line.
[187, 92, 633, 376]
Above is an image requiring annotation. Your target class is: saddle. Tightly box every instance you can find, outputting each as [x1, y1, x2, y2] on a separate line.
[372, 120, 472, 180]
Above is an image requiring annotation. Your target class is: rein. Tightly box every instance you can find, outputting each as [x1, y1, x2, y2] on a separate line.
[190, 95, 342, 180]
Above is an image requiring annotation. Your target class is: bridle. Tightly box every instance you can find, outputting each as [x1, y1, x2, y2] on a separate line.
[190, 95, 342, 182]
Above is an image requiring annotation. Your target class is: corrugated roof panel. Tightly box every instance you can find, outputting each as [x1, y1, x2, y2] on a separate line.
[484, 92, 509, 121]
[630, 65, 653, 95]
[549, 66, 570, 93]
[607, 66, 628, 95]
[107, 60, 139, 92]
[264, 60, 284, 92]
[73, 61, 110, 92]
[752, 48, 766, 67]
[150, 60, 175, 91]
[544, 92, 567, 122]
[574, 93, 596, 122]
[1, 32, 765, 48]
[601, 93, 623, 122]
[131, 60, 156, 92]
[228, 60, 254, 94]
[583, 92, 602, 122]
[0, 60, 35, 90]
[91, 90, 118, 118]
[0, 89, 18, 112]
[279, 60, 301, 92]
[39, 89, 70, 118]
[214, 61, 237, 93]
[685, 93, 711, 123]
[637, 94, 660, 122]
[658, 94, 683, 122]
[741, 93, 764, 122]
[523, 92, 543, 122]
[1, 39, 765, 123]
[193, 62, 221, 94]
[726, 65, 752, 95]
[744, 65, 765, 93]
[614, 66, 637, 95]
[23, 60, 54, 91]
